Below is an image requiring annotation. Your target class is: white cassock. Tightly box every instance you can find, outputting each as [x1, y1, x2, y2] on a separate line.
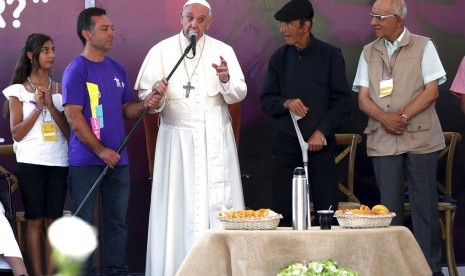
[134, 31, 247, 276]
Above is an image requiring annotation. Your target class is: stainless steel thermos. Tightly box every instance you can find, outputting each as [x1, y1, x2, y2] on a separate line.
[292, 167, 308, 230]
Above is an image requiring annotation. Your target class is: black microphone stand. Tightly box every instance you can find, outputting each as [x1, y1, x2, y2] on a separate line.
[74, 43, 194, 216]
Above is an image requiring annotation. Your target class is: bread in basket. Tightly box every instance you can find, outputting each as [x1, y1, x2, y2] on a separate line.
[217, 208, 283, 230]
[334, 204, 396, 228]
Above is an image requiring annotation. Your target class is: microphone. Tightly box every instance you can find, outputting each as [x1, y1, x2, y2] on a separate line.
[189, 29, 197, 57]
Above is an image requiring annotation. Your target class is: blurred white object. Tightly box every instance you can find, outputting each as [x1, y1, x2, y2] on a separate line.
[0, 257, 10, 269]
[47, 216, 97, 261]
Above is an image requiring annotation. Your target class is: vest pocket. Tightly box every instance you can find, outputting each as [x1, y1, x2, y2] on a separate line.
[364, 124, 380, 151]
[363, 125, 378, 135]
[406, 122, 431, 149]
[406, 122, 430, 132]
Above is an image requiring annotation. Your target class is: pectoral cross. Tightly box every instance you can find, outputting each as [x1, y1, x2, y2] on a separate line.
[183, 81, 195, 98]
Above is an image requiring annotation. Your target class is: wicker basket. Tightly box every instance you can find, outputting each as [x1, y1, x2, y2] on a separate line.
[334, 212, 396, 228]
[217, 214, 283, 230]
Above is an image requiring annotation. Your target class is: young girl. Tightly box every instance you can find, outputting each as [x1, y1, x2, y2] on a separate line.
[2, 33, 69, 276]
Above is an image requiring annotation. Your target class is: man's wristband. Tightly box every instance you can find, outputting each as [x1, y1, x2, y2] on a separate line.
[400, 114, 409, 121]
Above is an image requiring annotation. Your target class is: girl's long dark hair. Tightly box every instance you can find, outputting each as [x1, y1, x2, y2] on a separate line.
[2, 33, 52, 119]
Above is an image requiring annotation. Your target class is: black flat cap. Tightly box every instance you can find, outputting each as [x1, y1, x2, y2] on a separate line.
[274, 0, 314, 22]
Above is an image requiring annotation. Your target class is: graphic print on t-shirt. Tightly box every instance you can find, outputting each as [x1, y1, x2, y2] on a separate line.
[86, 82, 104, 139]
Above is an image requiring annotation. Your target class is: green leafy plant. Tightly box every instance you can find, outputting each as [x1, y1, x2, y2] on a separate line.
[278, 259, 358, 276]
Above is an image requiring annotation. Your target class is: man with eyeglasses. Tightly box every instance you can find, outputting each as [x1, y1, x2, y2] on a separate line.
[353, 0, 446, 275]
[260, 0, 351, 227]
[134, 0, 247, 275]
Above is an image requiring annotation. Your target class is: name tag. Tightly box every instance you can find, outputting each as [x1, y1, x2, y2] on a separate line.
[379, 78, 393, 97]
[41, 122, 58, 141]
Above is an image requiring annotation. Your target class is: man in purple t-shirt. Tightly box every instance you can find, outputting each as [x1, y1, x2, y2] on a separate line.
[61, 7, 161, 275]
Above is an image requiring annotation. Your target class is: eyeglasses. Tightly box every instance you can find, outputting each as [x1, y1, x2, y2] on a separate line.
[369, 13, 397, 21]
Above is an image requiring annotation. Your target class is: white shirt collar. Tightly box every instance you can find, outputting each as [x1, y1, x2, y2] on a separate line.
[384, 27, 406, 57]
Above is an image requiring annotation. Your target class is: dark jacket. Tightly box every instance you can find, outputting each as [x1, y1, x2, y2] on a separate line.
[260, 35, 351, 154]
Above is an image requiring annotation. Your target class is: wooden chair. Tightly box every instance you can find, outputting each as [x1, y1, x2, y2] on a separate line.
[142, 113, 159, 178]
[335, 133, 362, 209]
[0, 144, 24, 251]
[404, 131, 461, 276]
[0, 144, 19, 212]
[310, 133, 362, 212]
[0, 155, 17, 273]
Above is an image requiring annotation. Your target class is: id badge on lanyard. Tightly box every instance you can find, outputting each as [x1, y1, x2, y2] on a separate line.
[40, 108, 58, 141]
[379, 47, 400, 98]
[379, 78, 393, 98]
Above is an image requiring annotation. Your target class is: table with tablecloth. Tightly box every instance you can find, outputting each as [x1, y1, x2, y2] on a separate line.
[176, 226, 431, 276]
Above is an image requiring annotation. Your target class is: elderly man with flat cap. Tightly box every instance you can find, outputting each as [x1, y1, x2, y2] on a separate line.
[134, 0, 246, 274]
[260, 0, 351, 226]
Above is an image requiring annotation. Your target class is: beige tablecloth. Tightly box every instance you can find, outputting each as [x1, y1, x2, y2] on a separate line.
[176, 226, 431, 276]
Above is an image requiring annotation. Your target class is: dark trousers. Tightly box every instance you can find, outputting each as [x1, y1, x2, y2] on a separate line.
[272, 143, 338, 227]
[372, 153, 442, 273]
[68, 165, 130, 276]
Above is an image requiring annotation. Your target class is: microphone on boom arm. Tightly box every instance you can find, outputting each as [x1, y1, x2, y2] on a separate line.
[189, 29, 197, 57]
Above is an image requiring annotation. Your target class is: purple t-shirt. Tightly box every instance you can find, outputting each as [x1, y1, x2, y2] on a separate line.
[62, 55, 133, 166]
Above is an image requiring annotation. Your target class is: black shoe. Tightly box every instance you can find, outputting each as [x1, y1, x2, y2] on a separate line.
[432, 271, 444, 276]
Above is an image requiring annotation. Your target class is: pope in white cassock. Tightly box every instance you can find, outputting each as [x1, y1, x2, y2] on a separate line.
[134, 0, 247, 275]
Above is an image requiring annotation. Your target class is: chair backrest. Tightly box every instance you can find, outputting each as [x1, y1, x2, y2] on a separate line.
[437, 132, 462, 198]
[335, 134, 362, 204]
[0, 144, 18, 237]
[0, 144, 18, 193]
[143, 113, 159, 178]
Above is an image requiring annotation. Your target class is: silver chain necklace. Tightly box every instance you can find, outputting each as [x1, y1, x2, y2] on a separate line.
[27, 76, 51, 91]
[178, 33, 206, 98]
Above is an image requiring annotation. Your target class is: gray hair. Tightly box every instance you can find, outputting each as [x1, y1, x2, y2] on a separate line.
[391, 0, 407, 19]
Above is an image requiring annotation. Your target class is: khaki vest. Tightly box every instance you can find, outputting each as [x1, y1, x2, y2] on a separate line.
[363, 29, 445, 156]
